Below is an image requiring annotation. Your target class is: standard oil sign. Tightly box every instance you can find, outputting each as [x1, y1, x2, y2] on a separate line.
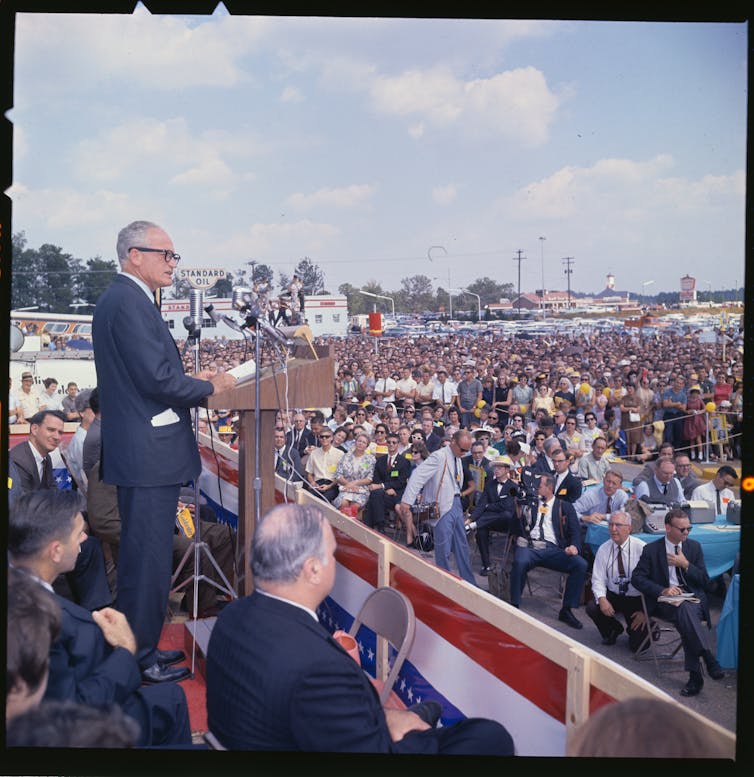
[177, 267, 227, 289]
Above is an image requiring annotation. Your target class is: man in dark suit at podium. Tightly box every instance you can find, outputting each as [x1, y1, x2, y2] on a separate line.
[362, 432, 411, 531]
[206, 502, 515, 754]
[93, 220, 236, 684]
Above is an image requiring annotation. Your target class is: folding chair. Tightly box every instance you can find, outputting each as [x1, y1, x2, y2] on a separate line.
[348, 587, 416, 705]
[633, 593, 683, 677]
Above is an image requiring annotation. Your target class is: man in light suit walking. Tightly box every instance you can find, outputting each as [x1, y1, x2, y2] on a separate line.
[93, 220, 236, 683]
[397, 429, 478, 586]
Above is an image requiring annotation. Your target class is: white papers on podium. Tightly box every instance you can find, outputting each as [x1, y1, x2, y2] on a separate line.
[228, 359, 256, 384]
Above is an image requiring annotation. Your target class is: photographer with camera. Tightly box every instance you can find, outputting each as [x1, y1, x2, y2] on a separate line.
[585, 511, 648, 650]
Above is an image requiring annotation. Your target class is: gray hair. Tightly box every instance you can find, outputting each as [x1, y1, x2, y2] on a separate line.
[9, 490, 86, 561]
[116, 220, 161, 265]
[251, 503, 329, 585]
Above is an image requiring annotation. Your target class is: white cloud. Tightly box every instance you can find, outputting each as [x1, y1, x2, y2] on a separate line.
[286, 184, 375, 211]
[216, 220, 340, 263]
[408, 123, 424, 139]
[432, 184, 457, 206]
[69, 117, 260, 193]
[15, 10, 266, 95]
[369, 65, 563, 145]
[280, 86, 304, 103]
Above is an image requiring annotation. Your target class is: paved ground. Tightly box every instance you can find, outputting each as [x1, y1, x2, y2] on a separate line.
[403, 457, 740, 735]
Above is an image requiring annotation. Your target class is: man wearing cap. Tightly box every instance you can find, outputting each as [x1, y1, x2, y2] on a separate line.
[17, 371, 43, 421]
[465, 458, 519, 576]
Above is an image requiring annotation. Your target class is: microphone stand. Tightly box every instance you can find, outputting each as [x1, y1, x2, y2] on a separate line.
[171, 300, 237, 673]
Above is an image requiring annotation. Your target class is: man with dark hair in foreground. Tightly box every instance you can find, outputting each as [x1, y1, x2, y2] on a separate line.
[206, 502, 514, 754]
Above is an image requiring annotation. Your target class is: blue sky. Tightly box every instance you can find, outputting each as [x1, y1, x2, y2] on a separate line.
[8, 7, 748, 300]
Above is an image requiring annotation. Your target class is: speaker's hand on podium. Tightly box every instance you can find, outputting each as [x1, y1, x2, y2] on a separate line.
[209, 372, 237, 395]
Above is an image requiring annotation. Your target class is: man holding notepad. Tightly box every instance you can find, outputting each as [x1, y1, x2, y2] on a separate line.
[631, 507, 725, 697]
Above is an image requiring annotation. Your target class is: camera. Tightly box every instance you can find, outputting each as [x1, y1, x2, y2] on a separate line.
[615, 577, 629, 596]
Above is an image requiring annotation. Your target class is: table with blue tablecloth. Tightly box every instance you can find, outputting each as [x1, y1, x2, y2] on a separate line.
[585, 515, 740, 580]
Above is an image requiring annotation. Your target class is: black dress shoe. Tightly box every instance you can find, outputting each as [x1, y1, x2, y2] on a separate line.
[156, 648, 186, 667]
[680, 671, 704, 697]
[407, 701, 443, 728]
[141, 662, 191, 684]
[558, 608, 583, 629]
[705, 659, 725, 680]
[479, 566, 491, 577]
[601, 627, 623, 646]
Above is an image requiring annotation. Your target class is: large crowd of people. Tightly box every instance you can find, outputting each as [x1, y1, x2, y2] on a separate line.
[8, 226, 742, 754]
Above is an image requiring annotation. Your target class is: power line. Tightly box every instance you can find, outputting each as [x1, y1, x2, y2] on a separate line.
[562, 257, 575, 309]
[513, 250, 525, 319]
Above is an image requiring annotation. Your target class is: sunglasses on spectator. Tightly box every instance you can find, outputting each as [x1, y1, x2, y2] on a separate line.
[318, 434, 332, 439]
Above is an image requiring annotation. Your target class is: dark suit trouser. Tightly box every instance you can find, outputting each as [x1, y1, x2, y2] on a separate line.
[585, 592, 647, 652]
[124, 683, 192, 747]
[655, 599, 712, 672]
[54, 536, 113, 611]
[474, 509, 514, 568]
[363, 488, 402, 529]
[511, 542, 588, 609]
[399, 717, 514, 756]
[117, 484, 181, 668]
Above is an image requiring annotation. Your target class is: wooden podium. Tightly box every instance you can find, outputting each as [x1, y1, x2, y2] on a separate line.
[205, 343, 334, 595]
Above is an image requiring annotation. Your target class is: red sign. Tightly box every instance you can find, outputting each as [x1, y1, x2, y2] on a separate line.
[368, 311, 383, 336]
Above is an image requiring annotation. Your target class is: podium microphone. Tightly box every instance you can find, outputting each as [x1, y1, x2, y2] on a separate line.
[205, 303, 244, 334]
[189, 288, 204, 331]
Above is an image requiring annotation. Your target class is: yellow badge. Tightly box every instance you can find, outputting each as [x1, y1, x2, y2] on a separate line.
[558, 488, 567, 495]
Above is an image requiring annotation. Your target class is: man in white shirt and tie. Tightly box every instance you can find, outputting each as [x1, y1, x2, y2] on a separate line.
[573, 470, 629, 527]
[690, 465, 738, 516]
[585, 511, 647, 650]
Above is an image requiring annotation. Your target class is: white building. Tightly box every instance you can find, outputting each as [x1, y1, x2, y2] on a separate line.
[160, 295, 348, 341]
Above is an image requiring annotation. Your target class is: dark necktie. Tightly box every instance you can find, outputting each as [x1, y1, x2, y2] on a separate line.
[42, 455, 54, 488]
[716, 490, 722, 515]
[662, 483, 668, 495]
[538, 498, 547, 540]
[674, 544, 686, 585]
[497, 482, 503, 498]
[606, 495, 612, 514]
[617, 544, 626, 577]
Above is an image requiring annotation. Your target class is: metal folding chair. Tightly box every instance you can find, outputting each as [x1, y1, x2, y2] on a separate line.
[633, 593, 684, 677]
[348, 587, 416, 705]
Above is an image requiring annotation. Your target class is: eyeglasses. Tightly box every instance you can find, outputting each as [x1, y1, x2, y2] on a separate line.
[375, 429, 386, 435]
[318, 434, 332, 439]
[404, 408, 415, 413]
[129, 246, 181, 264]
[671, 525, 692, 533]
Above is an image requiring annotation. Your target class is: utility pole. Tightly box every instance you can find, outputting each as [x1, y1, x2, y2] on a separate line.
[513, 250, 525, 319]
[562, 257, 574, 309]
[538, 236, 546, 319]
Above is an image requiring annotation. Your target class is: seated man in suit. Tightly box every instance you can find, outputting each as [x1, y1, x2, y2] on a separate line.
[273, 426, 304, 482]
[9, 409, 112, 612]
[510, 474, 588, 629]
[8, 490, 192, 746]
[631, 507, 725, 697]
[362, 432, 411, 533]
[206, 502, 515, 754]
[464, 457, 519, 576]
[585, 511, 647, 651]
[550, 448, 583, 504]
[460, 439, 493, 513]
[6, 566, 62, 726]
[286, 412, 317, 458]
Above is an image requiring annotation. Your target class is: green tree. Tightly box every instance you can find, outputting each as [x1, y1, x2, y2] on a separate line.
[465, 277, 515, 307]
[11, 236, 83, 312]
[293, 257, 326, 295]
[76, 257, 117, 305]
[395, 274, 434, 314]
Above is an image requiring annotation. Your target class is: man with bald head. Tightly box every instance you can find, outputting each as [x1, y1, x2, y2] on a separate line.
[206, 503, 513, 754]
